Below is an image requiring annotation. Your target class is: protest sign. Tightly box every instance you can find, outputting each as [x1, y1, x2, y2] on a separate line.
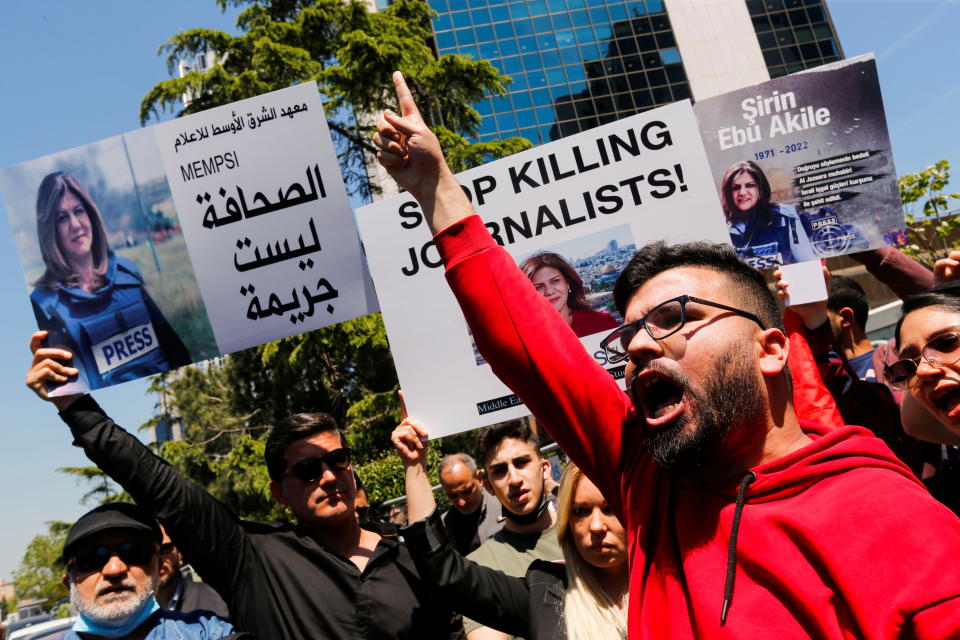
[0, 82, 375, 395]
[356, 100, 730, 437]
[694, 54, 904, 270]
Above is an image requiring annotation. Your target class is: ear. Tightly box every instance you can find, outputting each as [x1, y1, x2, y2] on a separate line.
[480, 469, 493, 494]
[757, 328, 789, 377]
[541, 458, 551, 481]
[837, 307, 857, 329]
[269, 480, 288, 508]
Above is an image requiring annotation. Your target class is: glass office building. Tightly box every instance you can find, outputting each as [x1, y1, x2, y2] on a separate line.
[425, 0, 842, 145]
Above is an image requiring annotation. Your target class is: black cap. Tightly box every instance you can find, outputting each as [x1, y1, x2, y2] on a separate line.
[63, 503, 161, 560]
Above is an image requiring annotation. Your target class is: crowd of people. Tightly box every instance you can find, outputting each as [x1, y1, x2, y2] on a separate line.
[22, 72, 960, 639]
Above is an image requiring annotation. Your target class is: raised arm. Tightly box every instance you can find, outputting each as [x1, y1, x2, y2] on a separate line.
[373, 71, 474, 234]
[373, 73, 634, 515]
[391, 416, 437, 522]
[26, 332, 254, 601]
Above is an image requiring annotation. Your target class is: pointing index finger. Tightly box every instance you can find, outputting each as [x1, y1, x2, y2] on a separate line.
[393, 71, 422, 121]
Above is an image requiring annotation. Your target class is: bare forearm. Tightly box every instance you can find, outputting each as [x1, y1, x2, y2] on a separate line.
[423, 170, 476, 236]
[404, 462, 437, 522]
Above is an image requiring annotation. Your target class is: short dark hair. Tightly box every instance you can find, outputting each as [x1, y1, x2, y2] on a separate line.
[265, 413, 346, 482]
[895, 282, 960, 349]
[476, 420, 541, 468]
[828, 275, 869, 331]
[613, 240, 783, 330]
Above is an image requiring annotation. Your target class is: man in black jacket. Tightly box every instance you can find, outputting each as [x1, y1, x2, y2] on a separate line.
[27, 331, 462, 640]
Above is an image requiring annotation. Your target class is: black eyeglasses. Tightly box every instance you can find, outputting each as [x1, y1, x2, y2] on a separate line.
[599, 295, 766, 364]
[159, 542, 176, 556]
[67, 539, 156, 573]
[885, 331, 960, 390]
[283, 448, 352, 484]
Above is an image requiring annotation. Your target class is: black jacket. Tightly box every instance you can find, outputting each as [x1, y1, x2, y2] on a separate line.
[62, 396, 462, 640]
[177, 576, 231, 621]
[403, 510, 568, 640]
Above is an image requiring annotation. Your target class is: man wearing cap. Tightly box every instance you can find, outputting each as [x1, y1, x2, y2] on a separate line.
[28, 333, 463, 640]
[61, 502, 235, 640]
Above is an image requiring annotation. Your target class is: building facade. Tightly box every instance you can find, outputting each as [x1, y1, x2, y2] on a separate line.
[425, 0, 843, 145]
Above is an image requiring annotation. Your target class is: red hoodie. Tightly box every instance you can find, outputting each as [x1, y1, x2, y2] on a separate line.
[435, 215, 960, 638]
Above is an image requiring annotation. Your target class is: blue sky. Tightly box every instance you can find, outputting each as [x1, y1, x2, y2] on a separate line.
[0, 0, 958, 580]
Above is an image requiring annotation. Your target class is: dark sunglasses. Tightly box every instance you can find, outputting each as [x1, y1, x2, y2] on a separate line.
[885, 331, 960, 390]
[67, 539, 156, 573]
[283, 447, 352, 484]
[599, 295, 765, 364]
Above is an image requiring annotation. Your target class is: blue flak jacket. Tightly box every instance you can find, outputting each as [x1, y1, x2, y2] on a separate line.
[31, 253, 191, 391]
[728, 203, 817, 269]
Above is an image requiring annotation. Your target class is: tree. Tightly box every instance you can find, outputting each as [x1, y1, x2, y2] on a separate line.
[56, 467, 128, 505]
[11, 522, 71, 606]
[139, 0, 530, 197]
[898, 160, 960, 268]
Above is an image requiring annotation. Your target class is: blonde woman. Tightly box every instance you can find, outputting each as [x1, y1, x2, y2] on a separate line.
[393, 418, 628, 640]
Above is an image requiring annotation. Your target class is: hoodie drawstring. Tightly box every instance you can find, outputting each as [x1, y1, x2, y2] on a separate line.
[720, 471, 756, 626]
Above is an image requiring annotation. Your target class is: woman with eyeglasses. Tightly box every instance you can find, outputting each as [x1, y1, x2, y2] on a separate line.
[392, 418, 628, 640]
[520, 251, 619, 338]
[888, 280, 960, 445]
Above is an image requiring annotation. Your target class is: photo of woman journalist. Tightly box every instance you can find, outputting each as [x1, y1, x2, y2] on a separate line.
[467, 226, 631, 366]
[520, 252, 619, 338]
[720, 160, 816, 269]
[29, 171, 193, 392]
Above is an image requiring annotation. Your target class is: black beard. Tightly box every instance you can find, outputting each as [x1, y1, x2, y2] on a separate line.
[644, 347, 765, 472]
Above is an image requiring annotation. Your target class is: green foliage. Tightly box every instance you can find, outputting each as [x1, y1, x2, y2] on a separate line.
[140, 0, 530, 198]
[11, 522, 70, 606]
[56, 467, 129, 505]
[899, 160, 960, 268]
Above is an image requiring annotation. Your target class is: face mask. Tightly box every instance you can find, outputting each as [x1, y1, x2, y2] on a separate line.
[73, 595, 160, 638]
[501, 492, 550, 525]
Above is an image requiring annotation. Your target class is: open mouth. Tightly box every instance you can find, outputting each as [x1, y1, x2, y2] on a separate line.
[634, 370, 687, 427]
[98, 585, 134, 599]
[931, 386, 960, 419]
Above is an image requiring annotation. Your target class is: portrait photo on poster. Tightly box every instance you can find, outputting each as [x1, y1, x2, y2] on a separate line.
[695, 54, 905, 271]
[0, 130, 217, 395]
[467, 225, 632, 366]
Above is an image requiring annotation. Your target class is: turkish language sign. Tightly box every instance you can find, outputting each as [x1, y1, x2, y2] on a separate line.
[694, 54, 904, 270]
[356, 100, 730, 437]
[0, 82, 375, 395]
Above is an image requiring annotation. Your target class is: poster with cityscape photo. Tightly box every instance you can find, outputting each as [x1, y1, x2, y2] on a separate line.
[694, 53, 905, 270]
[356, 100, 731, 437]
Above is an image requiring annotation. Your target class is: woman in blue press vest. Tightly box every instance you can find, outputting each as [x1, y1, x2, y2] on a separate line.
[30, 172, 190, 392]
[720, 160, 817, 269]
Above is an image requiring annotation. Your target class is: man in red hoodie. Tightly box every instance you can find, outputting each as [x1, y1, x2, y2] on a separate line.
[373, 72, 960, 638]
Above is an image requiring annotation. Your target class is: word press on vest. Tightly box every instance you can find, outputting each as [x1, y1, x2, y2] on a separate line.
[92, 322, 159, 374]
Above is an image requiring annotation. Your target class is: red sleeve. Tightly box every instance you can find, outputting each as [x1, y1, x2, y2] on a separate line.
[783, 309, 845, 428]
[434, 215, 640, 517]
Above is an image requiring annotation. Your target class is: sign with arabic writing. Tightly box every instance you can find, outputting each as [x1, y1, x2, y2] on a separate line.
[693, 54, 905, 270]
[0, 81, 376, 395]
[356, 100, 728, 438]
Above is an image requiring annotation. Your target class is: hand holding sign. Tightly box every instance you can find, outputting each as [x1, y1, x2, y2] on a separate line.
[373, 71, 474, 234]
[26, 331, 82, 410]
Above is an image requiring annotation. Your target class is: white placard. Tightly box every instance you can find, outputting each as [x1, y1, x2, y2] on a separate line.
[155, 82, 377, 354]
[2, 82, 377, 395]
[356, 101, 730, 438]
[781, 260, 828, 306]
